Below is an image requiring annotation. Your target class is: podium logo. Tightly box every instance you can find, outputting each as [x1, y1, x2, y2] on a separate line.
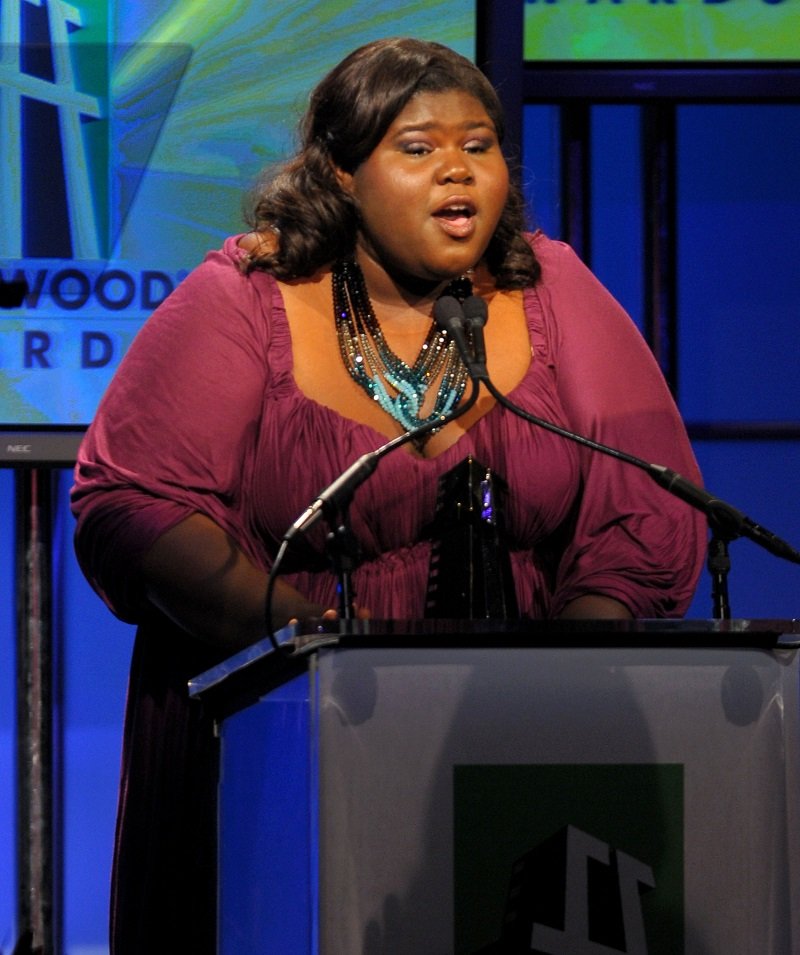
[520, 825, 655, 954]
[454, 764, 684, 955]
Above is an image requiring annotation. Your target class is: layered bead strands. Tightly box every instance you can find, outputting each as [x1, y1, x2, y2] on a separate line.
[333, 259, 471, 438]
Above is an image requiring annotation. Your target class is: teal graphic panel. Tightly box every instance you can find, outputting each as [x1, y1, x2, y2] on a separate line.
[0, 0, 473, 426]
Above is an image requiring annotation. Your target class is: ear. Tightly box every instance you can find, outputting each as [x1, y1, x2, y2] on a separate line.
[334, 164, 355, 195]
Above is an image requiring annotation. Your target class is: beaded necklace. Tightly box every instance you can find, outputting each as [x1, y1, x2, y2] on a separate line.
[333, 259, 472, 436]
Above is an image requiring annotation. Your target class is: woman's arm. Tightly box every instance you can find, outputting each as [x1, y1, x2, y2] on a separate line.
[72, 243, 324, 642]
[140, 513, 329, 651]
[558, 594, 633, 620]
[532, 235, 706, 618]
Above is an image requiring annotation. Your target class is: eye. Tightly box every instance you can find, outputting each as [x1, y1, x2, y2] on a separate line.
[400, 141, 433, 156]
[464, 136, 495, 154]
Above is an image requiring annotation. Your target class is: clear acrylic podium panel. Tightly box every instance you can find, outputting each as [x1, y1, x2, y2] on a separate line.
[195, 623, 800, 955]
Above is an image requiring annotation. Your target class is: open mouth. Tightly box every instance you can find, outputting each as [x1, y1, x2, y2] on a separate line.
[433, 200, 477, 237]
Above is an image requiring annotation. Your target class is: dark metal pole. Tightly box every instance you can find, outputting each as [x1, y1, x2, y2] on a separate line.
[642, 102, 679, 394]
[475, 0, 524, 161]
[559, 102, 592, 263]
[15, 467, 61, 955]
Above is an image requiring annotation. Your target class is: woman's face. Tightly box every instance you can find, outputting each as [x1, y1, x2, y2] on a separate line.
[337, 89, 509, 293]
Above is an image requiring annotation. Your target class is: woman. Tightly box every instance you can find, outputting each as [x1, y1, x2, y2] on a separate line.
[71, 37, 705, 954]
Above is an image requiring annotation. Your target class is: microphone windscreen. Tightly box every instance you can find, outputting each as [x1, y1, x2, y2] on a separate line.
[433, 295, 465, 331]
[462, 295, 488, 327]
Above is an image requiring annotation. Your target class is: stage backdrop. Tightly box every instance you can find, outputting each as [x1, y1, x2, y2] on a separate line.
[0, 1, 473, 951]
[0, 0, 472, 429]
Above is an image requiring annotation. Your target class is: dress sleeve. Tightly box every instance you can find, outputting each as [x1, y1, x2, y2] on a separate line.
[70, 239, 275, 622]
[533, 237, 706, 617]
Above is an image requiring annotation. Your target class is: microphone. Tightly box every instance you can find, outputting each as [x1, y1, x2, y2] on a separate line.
[432, 295, 475, 375]
[284, 454, 380, 542]
[460, 293, 800, 567]
[462, 294, 489, 377]
[648, 464, 800, 565]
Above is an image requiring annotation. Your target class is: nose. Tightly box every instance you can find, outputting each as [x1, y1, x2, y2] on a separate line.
[436, 148, 474, 184]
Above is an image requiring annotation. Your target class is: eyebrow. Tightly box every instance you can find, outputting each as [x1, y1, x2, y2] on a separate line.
[392, 119, 496, 135]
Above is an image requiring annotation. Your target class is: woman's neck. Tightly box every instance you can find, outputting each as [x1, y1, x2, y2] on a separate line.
[353, 249, 458, 319]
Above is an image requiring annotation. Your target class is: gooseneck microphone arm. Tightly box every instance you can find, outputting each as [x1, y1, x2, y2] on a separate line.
[264, 296, 482, 650]
[460, 294, 800, 618]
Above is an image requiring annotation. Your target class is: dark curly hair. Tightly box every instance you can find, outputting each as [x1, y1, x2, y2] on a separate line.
[244, 37, 540, 288]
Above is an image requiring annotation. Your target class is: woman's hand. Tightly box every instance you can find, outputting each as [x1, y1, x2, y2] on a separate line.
[290, 605, 371, 625]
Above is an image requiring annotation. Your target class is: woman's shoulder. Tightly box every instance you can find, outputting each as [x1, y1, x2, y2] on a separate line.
[203, 231, 279, 275]
[234, 229, 278, 260]
[173, 233, 283, 306]
[145, 234, 285, 338]
[524, 230, 586, 283]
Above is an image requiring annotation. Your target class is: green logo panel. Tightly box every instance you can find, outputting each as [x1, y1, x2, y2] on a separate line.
[454, 764, 684, 955]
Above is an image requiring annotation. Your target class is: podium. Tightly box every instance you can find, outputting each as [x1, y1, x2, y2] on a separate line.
[190, 619, 800, 955]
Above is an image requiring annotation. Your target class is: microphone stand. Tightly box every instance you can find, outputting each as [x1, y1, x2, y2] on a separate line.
[266, 355, 482, 650]
[460, 295, 800, 619]
[707, 534, 732, 622]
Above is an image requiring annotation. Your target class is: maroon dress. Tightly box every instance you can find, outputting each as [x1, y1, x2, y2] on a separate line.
[71, 232, 705, 953]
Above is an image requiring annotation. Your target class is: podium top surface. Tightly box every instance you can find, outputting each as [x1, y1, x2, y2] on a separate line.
[188, 617, 800, 715]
